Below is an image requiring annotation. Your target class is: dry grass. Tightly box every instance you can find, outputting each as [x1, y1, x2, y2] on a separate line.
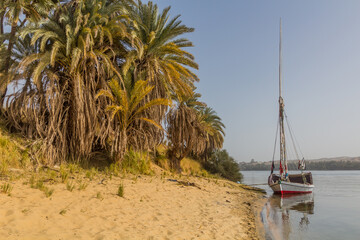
[180, 157, 209, 177]
[0, 122, 30, 172]
[121, 150, 153, 175]
[0, 182, 13, 195]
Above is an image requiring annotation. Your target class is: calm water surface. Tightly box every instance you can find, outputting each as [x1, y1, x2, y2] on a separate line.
[242, 171, 360, 240]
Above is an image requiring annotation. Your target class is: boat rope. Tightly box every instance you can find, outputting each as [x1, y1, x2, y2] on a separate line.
[284, 111, 302, 160]
[248, 183, 268, 186]
[271, 117, 280, 173]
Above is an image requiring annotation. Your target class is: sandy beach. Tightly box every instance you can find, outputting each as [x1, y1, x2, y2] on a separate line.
[0, 170, 264, 240]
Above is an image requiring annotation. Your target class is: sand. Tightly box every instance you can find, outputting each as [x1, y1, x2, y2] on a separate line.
[0, 172, 264, 240]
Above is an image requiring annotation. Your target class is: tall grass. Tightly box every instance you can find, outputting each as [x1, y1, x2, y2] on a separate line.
[0, 123, 30, 171]
[121, 149, 152, 175]
[117, 183, 124, 197]
[29, 174, 54, 197]
[0, 183, 13, 194]
[154, 145, 170, 170]
[180, 157, 208, 177]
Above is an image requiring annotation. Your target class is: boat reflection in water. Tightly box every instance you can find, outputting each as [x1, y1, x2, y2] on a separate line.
[262, 193, 314, 240]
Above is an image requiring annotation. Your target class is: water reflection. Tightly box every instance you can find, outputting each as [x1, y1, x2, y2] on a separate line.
[262, 193, 314, 240]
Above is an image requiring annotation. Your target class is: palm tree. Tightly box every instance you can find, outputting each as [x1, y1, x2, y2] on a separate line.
[0, 0, 57, 107]
[122, 1, 199, 134]
[96, 78, 171, 161]
[196, 107, 225, 161]
[8, 0, 132, 164]
[167, 91, 226, 170]
[126, 1, 199, 94]
[166, 91, 205, 171]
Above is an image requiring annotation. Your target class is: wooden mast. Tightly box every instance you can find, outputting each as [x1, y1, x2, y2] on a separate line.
[279, 18, 287, 177]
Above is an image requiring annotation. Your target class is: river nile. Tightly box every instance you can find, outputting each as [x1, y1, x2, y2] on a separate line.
[242, 171, 360, 240]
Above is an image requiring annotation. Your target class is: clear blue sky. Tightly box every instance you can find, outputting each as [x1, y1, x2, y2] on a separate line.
[153, 0, 360, 162]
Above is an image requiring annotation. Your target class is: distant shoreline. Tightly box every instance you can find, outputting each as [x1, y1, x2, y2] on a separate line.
[239, 156, 360, 171]
[241, 169, 360, 171]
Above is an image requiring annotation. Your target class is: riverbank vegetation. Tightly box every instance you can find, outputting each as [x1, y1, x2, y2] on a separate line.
[0, 0, 242, 182]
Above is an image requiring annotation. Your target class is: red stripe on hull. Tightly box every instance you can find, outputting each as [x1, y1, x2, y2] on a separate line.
[274, 190, 312, 195]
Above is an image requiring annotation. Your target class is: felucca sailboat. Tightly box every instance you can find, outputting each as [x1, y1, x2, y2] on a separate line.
[268, 20, 314, 194]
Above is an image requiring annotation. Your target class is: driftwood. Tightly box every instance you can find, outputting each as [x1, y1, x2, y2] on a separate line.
[167, 179, 201, 189]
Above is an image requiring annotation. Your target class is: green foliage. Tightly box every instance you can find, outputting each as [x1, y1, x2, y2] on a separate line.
[203, 150, 243, 183]
[121, 150, 152, 175]
[44, 188, 54, 198]
[96, 192, 104, 200]
[60, 165, 69, 183]
[105, 163, 120, 178]
[85, 168, 97, 180]
[180, 157, 206, 176]
[117, 183, 124, 197]
[68, 164, 80, 174]
[30, 176, 54, 198]
[0, 124, 30, 171]
[154, 145, 170, 170]
[166, 92, 225, 171]
[33, 180, 44, 190]
[0, 0, 226, 174]
[78, 181, 88, 191]
[196, 107, 225, 158]
[0, 183, 13, 194]
[0, 161, 8, 175]
[47, 170, 57, 181]
[97, 78, 171, 161]
[66, 181, 75, 192]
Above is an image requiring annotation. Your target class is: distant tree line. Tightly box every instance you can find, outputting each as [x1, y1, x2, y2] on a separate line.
[239, 160, 360, 171]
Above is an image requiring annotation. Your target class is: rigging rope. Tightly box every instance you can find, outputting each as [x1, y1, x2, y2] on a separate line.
[284, 111, 301, 160]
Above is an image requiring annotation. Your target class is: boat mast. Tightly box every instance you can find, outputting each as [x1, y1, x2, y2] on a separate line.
[279, 18, 287, 177]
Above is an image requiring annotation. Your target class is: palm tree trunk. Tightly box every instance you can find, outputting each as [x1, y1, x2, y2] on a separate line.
[0, 23, 17, 107]
[117, 128, 127, 162]
[168, 149, 182, 173]
[0, 12, 4, 36]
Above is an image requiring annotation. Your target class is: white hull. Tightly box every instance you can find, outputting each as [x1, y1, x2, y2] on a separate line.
[269, 181, 314, 194]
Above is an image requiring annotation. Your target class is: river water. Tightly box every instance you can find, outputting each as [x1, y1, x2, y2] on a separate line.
[242, 171, 360, 240]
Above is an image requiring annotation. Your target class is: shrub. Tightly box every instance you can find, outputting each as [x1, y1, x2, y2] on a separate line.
[44, 188, 54, 197]
[154, 145, 170, 170]
[117, 184, 124, 197]
[85, 167, 97, 180]
[29, 176, 54, 198]
[78, 181, 88, 191]
[1, 183, 13, 194]
[105, 163, 120, 178]
[66, 181, 75, 192]
[180, 158, 203, 176]
[0, 125, 29, 170]
[96, 192, 103, 200]
[60, 165, 69, 183]
[203, 150, 243, 183]
[121, 150, 152, 175]
[0, 161, 8, 175]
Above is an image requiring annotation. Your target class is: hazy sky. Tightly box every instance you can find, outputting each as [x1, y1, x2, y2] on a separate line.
[152, 0, 360, 162]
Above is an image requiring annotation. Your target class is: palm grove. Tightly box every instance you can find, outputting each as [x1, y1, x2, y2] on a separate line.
[0, 0, 242, 182]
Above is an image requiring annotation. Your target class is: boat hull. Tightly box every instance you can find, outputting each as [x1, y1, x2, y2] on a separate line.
[269, 181, 314, 194]
[268, 173, 314, 194]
